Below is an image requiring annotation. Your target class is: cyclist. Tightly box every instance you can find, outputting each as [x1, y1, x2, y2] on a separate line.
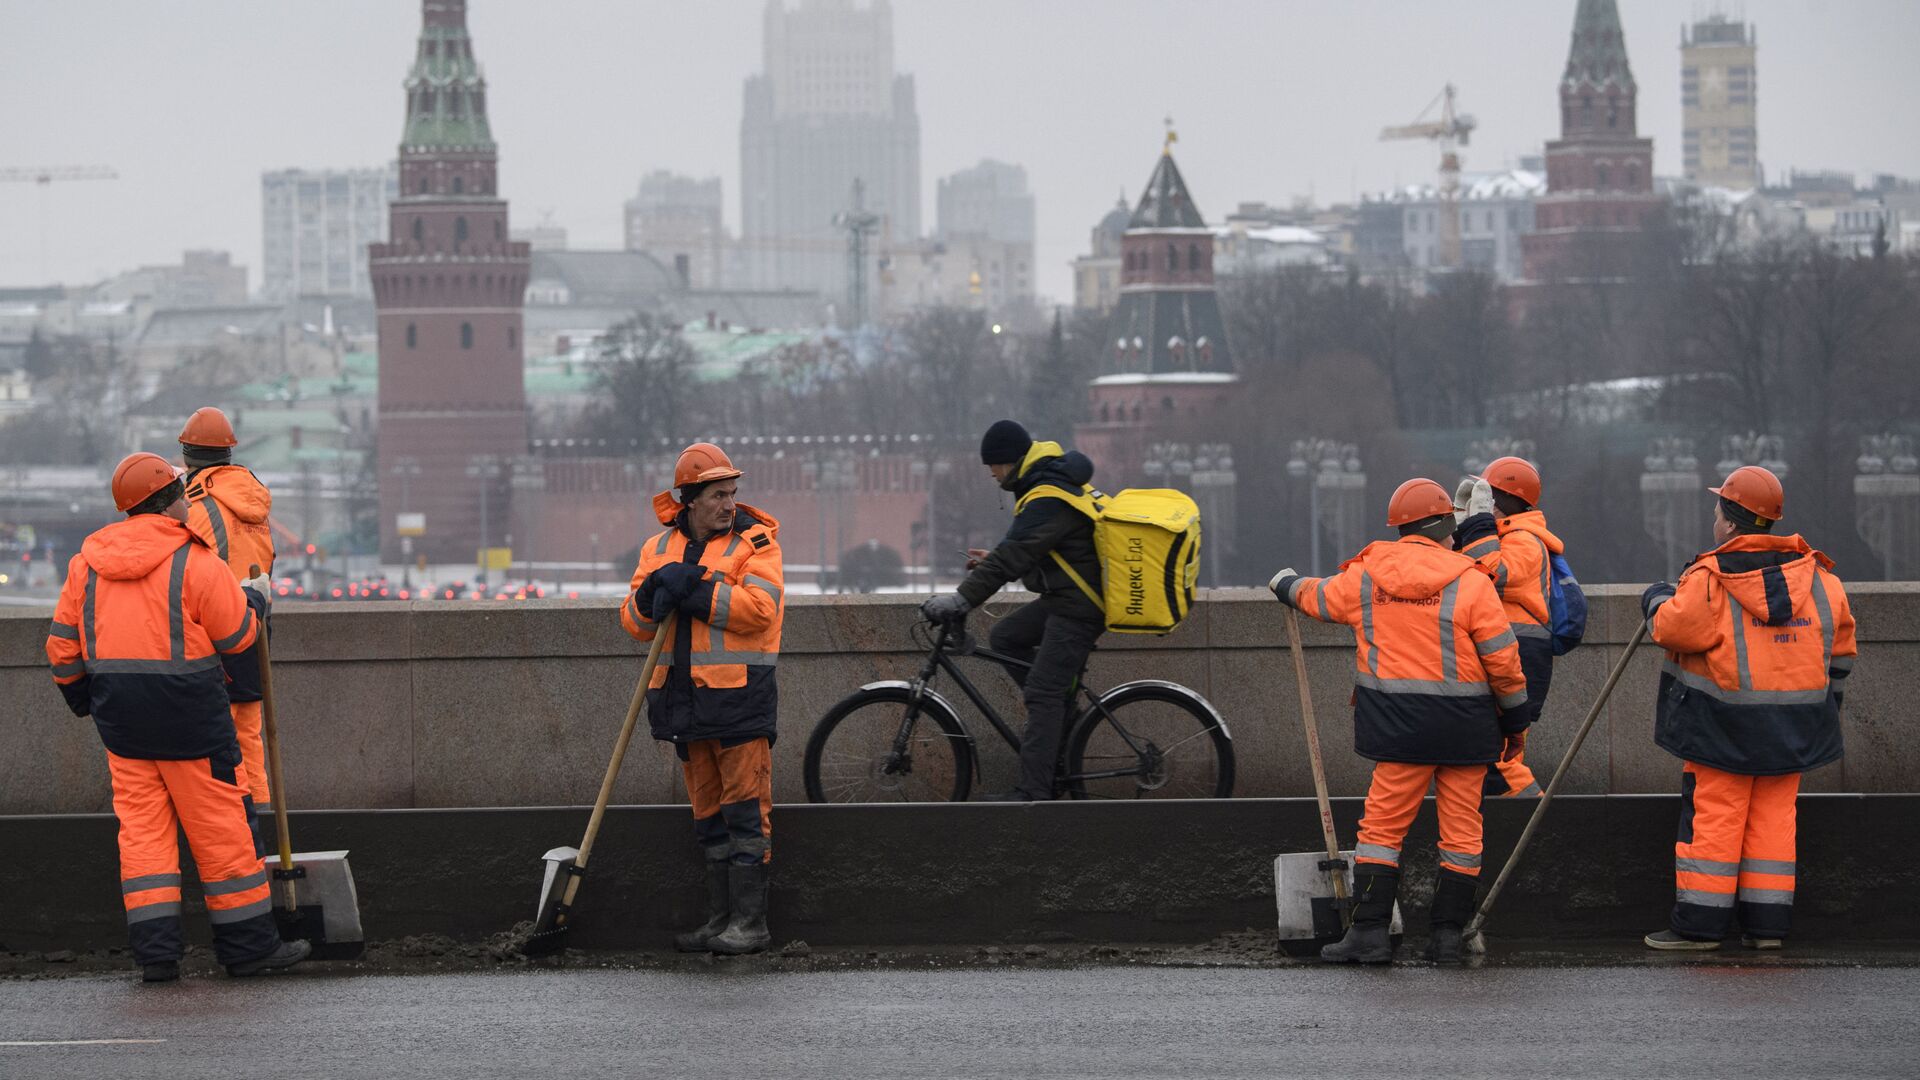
[921, 420, 1102, 802]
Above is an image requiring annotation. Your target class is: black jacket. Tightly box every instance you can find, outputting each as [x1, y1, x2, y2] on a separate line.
[957, 441, 1103, 624]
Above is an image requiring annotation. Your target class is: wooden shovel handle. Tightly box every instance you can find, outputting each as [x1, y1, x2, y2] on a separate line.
[1287, 607, 1350, 914]
[248, 565, 296, 913]
[560, 613, 673, 912]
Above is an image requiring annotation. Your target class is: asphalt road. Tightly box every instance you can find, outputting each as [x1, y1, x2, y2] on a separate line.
[3, 964, 1916, 1079]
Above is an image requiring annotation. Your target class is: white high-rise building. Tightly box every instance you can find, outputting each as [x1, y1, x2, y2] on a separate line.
[260, 166, 397, 300]
[740, 0, 920, 305]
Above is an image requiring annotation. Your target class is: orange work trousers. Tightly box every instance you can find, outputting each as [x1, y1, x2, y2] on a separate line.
[682, 738, 772, 864]
[1354, 761, 1485, 879]
[1672, 761, 1799, 941]
[230, 699, 273, 857]
[108, 750, 281, 966]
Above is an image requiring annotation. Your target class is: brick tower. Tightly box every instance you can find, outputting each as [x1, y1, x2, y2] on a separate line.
[1076, 135, 1238, 489]
[370, 0, 530, 565]
[1521, 0, 1665, 282]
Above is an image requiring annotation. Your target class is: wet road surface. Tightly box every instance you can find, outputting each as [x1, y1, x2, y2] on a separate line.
[3, 963, 1917, 1079]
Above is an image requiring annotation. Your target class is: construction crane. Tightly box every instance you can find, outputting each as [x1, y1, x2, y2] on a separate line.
[1380, 86, 1475, 271]
[0, 165, 119, 281]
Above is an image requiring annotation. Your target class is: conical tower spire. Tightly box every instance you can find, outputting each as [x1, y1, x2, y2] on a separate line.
[1561, 0, 1635, 93]
[1129, 152, 1206, 230]
[402, 0, 493, 149]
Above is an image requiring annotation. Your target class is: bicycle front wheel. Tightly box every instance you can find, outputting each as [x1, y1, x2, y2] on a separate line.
[803, 686, 973, 803]
[1062, 683, 1234, 799]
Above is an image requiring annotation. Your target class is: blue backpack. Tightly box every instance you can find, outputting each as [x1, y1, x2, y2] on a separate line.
[1546, 552, 1587, 656]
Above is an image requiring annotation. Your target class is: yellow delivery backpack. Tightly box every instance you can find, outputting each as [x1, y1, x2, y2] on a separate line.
[1014, 484, 1202, 635]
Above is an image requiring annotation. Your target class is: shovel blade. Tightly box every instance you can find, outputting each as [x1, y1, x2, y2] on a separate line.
[273, 850, 365, 959]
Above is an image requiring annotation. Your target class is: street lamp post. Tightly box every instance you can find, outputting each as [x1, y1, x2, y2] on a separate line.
[1855, 434, 1918, 582]
[466, 454, 502, 590]
[1288, 439, 1363, 577]
[390, 456, 421, 587]
[1640, 437, 1702, 581]
[1190, 442, 1235, 588]
[511, 455, 547, 587]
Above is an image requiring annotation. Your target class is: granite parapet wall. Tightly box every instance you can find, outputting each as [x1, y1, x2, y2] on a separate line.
[3, 584, 1916, 813]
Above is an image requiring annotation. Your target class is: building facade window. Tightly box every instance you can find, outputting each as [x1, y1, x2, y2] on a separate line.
[460, 322, 473, 349]
[455, 217, 468, 247]
[406, 323, 416, 349]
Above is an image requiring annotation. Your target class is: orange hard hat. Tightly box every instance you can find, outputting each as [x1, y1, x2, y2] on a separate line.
[1482, 456, 1542, 507]
[1710, 465, 1784, 525]
[112, 452, 184, 512]
[673, 442, 743, 489]
[1387, 477, 1455, 526]
[179, 407, 237, 449]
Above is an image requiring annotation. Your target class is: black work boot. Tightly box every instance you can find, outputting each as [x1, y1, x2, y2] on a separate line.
[673, 858, 733, 952]
[226, 938, 311, 977]
[709, 861, 771, 955]
[1321, 869, 1398, 965]
[1425, 871, 1478, 965]
[141, 960, 180, 984]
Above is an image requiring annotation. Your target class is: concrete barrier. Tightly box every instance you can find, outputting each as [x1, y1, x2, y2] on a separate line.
[2, 796, 1913, 954]
[4, 584, 1917, 814]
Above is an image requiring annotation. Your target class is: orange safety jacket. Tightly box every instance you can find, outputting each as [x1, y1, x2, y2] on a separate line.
[46, 515, 262, 760]
[1457, 509, 1565, 719]
[184, 464, 276, 580]
[1648, 533, 1855, 776]
[184, 463, 275, 702]
[1281, 535, 1529, 765]
[620, 501, 784, 745]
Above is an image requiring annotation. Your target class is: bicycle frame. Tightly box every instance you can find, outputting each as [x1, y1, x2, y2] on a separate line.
[892, 622, 1161, 784]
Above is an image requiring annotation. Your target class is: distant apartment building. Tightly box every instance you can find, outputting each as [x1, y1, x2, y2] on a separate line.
[926, 159, 1034, 309]
[1681, 14, 1760, 189]
[261, 166, 397, 300]
[624, 171, 726, 289]
[511, 224, 569, 252]
[1071, 194, 1131, 313]
[740, 0, 921, 304]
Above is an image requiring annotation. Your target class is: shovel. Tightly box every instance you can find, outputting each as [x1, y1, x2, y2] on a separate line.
[1464, 619, 1650, 954]
[1273, 607, 1401, 955]
[251, 564, 365, 959]
[524, 614, 673, 957]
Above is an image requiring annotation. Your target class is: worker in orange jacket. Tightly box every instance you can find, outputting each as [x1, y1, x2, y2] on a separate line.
[1270, 478, 1530, 965]
[1452, 456, 1564, 798]
[178, 406, 279, 855]
[1640, 466, 1855, 951]
[46, 453, 309, 983]
[621, 442, 784, 956]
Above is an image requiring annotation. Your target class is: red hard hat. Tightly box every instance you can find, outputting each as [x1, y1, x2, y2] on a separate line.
[179, 407, 237, 449]
[112, 452, 184, 512]
[1710, 465, 1785, 524]
[1482, 456, 1541, 507]
[1387, 477, 1455, 526]
[673, 442, 743, 489]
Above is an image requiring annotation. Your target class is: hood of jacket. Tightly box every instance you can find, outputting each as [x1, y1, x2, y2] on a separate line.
[1684, 532, 1831, 627]
[1342, 535, 1480, 601]
[1496, 509, 1564, 555]
[188, 464, 271, 524]
[652, 494, 782, 539]
[1005, 439, 1095, 496]
[82, 515, 195, 581]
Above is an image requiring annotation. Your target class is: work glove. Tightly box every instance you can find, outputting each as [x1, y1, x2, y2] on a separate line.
[1640, 580, 1676, 620]
[1453, 477, 1477, 524]
[1466, 477, 1495, 518]
[241, 571, 273, 610]
[1500, 728, 1528, 763]
[1267, 567, 1300, 607]
[920, 592, 971, 626]
[647, 563, 707, 621]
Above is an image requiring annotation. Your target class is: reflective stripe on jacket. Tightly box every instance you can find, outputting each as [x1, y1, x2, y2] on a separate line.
[185, 464, 275, 703]
[1284, 535, 1528, 765]
[620, 503, 784, 744]
[46, 515, 261, 760]
[1648, 533, 1855, 775]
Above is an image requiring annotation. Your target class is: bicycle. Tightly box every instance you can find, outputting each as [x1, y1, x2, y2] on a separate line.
[802, 615, 1235, 802]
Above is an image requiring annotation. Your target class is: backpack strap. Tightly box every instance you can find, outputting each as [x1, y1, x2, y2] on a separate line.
[1015, 483, 1104, 610]
[1048, 551, 1103, 610]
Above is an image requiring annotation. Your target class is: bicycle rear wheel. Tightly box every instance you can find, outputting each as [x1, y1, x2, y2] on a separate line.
[803, 686, 973, 803]
[1062, 683, 1234, 799]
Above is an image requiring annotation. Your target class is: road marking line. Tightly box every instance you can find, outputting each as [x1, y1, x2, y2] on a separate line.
[0, 1039, 168, 1047]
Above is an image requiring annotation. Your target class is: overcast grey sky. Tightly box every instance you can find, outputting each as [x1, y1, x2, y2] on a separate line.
[4, 1, 1918, 302]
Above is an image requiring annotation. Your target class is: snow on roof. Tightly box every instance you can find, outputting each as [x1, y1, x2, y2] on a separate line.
[1090, 372, 1240, 386]
[1230, 224, 1326, 246]
[1382, 169, 1545, 203]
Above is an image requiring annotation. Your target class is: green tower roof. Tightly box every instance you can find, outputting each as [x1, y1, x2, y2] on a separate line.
[401, 0, 494, 149]
[1561, 0, 1636, 93]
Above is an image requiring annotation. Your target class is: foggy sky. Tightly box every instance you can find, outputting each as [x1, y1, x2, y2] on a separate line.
[4, 0, 1918, 303]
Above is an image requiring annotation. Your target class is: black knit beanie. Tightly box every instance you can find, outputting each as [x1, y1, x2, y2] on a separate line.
[979, 419, 1032, 466]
